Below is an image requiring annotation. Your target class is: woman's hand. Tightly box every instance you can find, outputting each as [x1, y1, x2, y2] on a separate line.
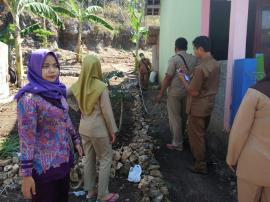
[22, 176, 36, 199]
[75, 144, 83, 157]
[110, 133, 116, 144]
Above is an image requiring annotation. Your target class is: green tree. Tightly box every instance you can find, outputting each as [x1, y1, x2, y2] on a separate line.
[39, 0, 66, 47]
[0, 22, 43, 70]
[128, 0, 148, 72]
[1, 0, 63, 87]
[56, 0, 113, 62]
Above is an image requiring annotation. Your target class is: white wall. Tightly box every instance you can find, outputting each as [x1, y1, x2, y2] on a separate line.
[0, 42, 9, 99]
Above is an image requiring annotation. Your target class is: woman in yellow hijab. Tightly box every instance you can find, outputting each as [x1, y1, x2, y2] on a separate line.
[69, 55, 119, 202]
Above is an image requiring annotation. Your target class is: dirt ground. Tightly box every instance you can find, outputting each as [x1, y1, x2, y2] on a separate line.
[142, 90, 236, 202]
[0, 47, 235, 202]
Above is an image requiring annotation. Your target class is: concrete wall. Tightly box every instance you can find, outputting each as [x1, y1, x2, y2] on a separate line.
[207, 61, 228, 158]
[159, 0, 201, 81]
[0, 42, 9, 99]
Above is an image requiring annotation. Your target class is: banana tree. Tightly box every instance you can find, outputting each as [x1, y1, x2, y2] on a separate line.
[2, 0, 63, 87]
[128, 0, 148, 72]
[55, 0, 113, 62]
[40, 0, 63, 47]
[0, 23, 42, 72]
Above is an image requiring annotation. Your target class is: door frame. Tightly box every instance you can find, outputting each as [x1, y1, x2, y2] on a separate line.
[253, 0, 270, 74]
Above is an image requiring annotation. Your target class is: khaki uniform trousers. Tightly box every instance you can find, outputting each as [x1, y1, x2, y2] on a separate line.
[238, 178, 270, 202]
[82, 135, 112, 199]
[187, 115, 210, 170]
[167, 95, 187, 148]
[139, 72, 149, 90]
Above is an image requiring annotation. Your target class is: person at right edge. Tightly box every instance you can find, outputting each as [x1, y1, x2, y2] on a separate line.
[178, 36, 220, 174]
[226, 74, 270, 201]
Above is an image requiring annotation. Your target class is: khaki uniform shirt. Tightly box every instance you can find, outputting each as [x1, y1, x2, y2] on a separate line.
[227, 88, 270, 186]
[67, 89, 118, 138]
[166, 51, 197, 97]
[186, 55, 220, 117]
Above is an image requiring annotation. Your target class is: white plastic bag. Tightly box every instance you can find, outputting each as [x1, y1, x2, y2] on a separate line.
[149, 71, 157, 83]
[127, 164, 142, 183]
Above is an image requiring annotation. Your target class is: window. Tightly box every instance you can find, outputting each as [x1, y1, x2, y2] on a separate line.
[154, 0, 160, 5]
[261, 9, 270, 47]
[148, 0, 153, 5]
[147, 8, 153, 15]
[153, 8, 159, 15]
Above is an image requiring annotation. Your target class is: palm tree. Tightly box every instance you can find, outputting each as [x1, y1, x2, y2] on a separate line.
[55, 0, 113, 62]
[2, 0, 63, 87]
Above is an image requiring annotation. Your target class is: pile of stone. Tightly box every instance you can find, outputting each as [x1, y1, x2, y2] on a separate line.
[110, 85, 170, 202]
[0, 155, 21, 192]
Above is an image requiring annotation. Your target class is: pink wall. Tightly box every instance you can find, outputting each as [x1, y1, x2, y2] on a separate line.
[224, 0, 250, 130]
[201, 0, 210, 36]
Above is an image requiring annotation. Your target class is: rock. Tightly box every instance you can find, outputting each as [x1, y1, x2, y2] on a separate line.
[7, 171, 14, 178]
[3, 178, 13, 185]
[129, 154, 138, 163]
[119, 163, 131, 176]
[12, 164, 19, 174]
[12, 174, 19, 184]
[129, 143, 138, 150]
[113, 150, 121, 161]
[141, 161, 150, 170]
[151, 177, 163, 186]
[116, 162, 123, 170]
[153, 194, 164, 202]
[70, 168, 80, 182]
[140, 129, 148, 135]
[148, 165, 160, 171]
[141, 196, 151, 202]
[138, 177, 150, 189]
[150, 170, 162, 178]
[160, 186, 169, 195]
[110, 168, 116, 178]
[0, 159, 12, 167]
[0, 172, 7, 181]
[4, 165, 12, 172]
[139, 155, 149, 163]
[12, 156, 19, 164]
[121, 148, 132, 161]
[149, 189, 161, 198]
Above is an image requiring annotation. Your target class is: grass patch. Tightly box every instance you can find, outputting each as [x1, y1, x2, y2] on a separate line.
[0, 135, 19, 159]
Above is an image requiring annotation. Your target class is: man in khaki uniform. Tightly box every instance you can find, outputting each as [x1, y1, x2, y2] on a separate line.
[156, 38, 197, 151]
[139, 53, 151, 90]
[179, 36, 220, 174]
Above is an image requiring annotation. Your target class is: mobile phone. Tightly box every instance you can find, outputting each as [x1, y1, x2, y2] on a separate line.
[184, 75, 190, 81]
[177, 69, 189, 81]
